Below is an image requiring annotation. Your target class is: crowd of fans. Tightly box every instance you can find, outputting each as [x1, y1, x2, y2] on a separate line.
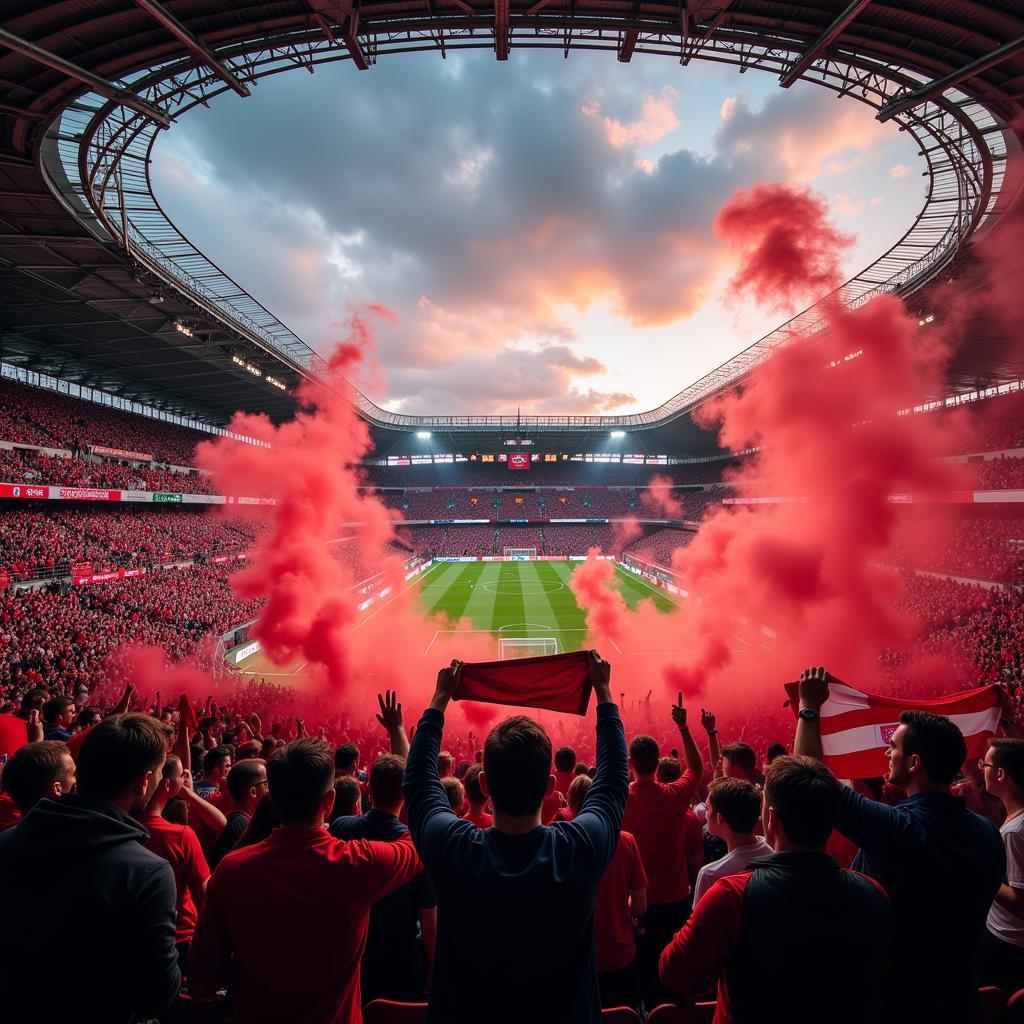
[0, 445, 216, 494]
[0, 660, 1019, 1023]
[974, 455, 1024, 491]
[0, 508, 260, 582]
[0, 565, 264, 697]
[0, 377, 212, 464]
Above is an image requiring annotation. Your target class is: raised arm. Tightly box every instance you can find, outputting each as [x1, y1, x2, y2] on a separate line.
[376, 690, 410, 760]
[403, 663, 468, 866]
[180, 770, 228, 832]
[792, 666, 827, 762]
[572, 652, 628, 865]
[701, 708, 721, 778]
[672, 694, 704, 780]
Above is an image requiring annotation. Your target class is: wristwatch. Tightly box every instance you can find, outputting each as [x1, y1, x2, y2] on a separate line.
[798, 707, 820, 721]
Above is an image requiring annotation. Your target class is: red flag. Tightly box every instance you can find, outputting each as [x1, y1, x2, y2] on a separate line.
[178, 693, 199, 737]
[784, 679, 1004, 779]
[455, 650, 592, 715]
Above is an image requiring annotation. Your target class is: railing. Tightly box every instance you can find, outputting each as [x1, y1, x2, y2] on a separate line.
[41, 19, 1015, 433]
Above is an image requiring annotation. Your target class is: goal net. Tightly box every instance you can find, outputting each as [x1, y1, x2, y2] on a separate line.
[503, 547, 538, 560]
[498, 637, 559, 660]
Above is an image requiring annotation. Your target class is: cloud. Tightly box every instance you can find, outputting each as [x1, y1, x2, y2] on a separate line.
[582, 86, 680, 149]
[889, 163, 913, 179]
[715, 89, 890, 182]
[154, 53, 910, 414]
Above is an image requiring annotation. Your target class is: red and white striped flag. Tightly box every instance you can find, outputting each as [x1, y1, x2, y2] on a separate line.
[784, 679, 1006, 779]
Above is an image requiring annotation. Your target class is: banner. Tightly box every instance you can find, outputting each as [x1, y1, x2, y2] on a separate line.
[783, 679, 1004, 779]
[508, 453, 531, 471]
[90, 445, 153, 462]
[72, 567, 147, 585]
[153, 492, 183, 503]
[0, 483, 47, 500]
[57, 487, 120, 502]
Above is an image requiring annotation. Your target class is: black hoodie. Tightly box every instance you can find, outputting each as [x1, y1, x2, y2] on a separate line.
[0, 794, 181, 1023]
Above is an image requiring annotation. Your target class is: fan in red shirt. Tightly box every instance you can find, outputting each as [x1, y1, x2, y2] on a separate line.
[461, 764, 492, 829]
[189, 737, 422, 1024]
[137, 755, 215, 972]
[620, 696, 708, 1008]
[567, 775, 648, 1012]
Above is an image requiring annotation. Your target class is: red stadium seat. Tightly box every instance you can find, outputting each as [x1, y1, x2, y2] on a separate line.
[363, 1000, 428, 1024]
[979, 986, 1006, 1024]
[647, 1003, 716, 1024]
[601, 1008, 643, 1023]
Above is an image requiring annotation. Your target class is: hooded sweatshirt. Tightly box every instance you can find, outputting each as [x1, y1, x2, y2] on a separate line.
[0, 794, 180, 1023]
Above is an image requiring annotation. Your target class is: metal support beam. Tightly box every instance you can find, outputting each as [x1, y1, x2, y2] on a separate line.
[495, 0, 509, 60]
[130, 0, 250, 97]
[779, 0, 871, 88]
[0, 27, 171, 128]
[878, 34, 1024, 121]
[618, 28, 638, 63]
[307, 0, 369, 69]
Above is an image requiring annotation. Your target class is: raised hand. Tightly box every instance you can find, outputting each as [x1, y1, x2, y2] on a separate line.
[798, 666, 832, 710]
[700, 708, 716, 734]
[587, 650, 613, 703]
[430, 661, 463, 712]
[670, 692, 688, 730]
[376, 690, 404, 733]
[26, 708, 43, 743]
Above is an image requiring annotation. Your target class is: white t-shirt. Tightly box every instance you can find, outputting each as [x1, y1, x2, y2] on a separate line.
[987, 810, 1024, 946]
[692, 838, 774, 906]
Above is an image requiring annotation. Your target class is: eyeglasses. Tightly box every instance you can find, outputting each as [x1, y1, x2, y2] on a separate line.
[978, 759, 995, 770]
[256, 779, 270, 788]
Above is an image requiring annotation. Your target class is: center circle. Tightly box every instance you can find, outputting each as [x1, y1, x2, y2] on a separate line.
[482, 580, 565, 596]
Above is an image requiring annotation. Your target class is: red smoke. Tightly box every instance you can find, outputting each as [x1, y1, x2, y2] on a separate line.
[568, 550, 630, 650]
[193, 307, 491, 723]
[715, 183, 854, 314]
[568, 181, 979, 737]
[639, 473, 683, 519]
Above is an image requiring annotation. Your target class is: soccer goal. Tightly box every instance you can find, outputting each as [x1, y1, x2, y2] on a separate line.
[503, 547, 537, 560]
[499, 637, 560, 660]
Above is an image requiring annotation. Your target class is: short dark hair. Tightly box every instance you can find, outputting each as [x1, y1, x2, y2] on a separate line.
[483, 716, 552, 817]
[203, 746, 231, 776]
[656, 756, 681, 782]
[554, 746, 577, 772]
[442, 776, 465, 811]
[567, 774, 592, 816]
[463, 763, 486, 805]
[708, 777, 762, 834]
[226, 758, 267, 802]
[20, 689, 46, 712]
[629, 735, 659, 775]
[161, 754, 181, 780]
[41, 696, 74, 724]
[899, 710, 967, 786]
[3, 741, 70, 813]
[764, 755, 840, 849]
[990, 738, 1024, 789]
[333, 776, 362, 817]
[722, 742, 757, 776]
[268, 739, 334, 823]
[766, 741, 788, 763]
[573, 764, 589, 777]
[438, 751, 454, 777]
[76, 714, 172, 799]
[368, 753, 405, 808]
[334, 743, 359, 773]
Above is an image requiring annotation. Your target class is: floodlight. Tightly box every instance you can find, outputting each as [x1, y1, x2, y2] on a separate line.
[416, 431, 431, 439]
[610, 430, 625, 438]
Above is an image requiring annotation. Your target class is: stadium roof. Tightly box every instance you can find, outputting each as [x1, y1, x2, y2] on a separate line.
[1, 1, 1023, 451]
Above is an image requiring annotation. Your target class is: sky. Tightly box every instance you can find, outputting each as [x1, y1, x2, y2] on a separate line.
[152, 49, 924, 417]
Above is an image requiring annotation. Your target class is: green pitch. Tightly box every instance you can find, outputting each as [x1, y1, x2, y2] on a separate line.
[418, 559, 678, 653]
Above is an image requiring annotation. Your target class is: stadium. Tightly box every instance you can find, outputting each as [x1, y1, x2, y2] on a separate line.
[1, 2, 1024, 1022]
